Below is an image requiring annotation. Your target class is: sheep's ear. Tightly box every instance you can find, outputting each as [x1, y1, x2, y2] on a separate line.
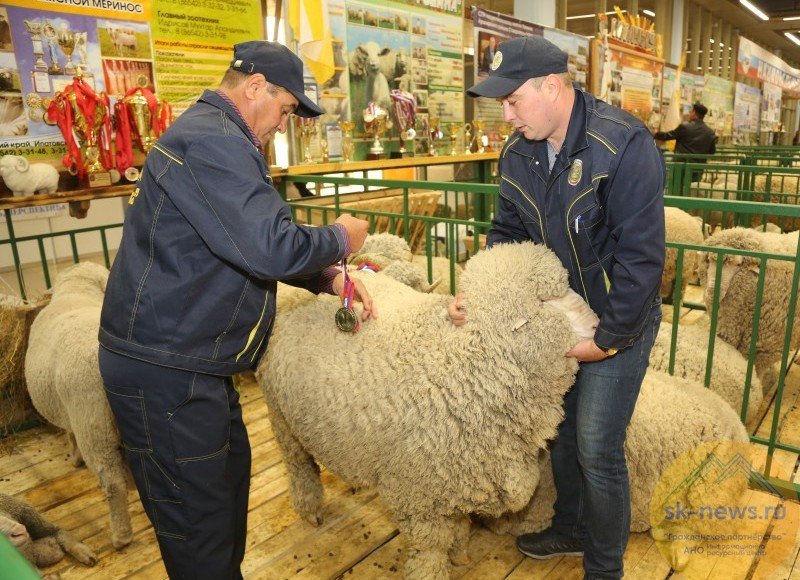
[15, 156, 29, 173]
[512, 318, 529, 332]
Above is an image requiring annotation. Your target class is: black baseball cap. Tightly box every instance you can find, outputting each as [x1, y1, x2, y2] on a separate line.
[467, 36, 568, 98]
[231, 40, 322, 118]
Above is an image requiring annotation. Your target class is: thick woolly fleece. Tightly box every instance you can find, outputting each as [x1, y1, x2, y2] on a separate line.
[258, 242, 587, 578]
[649, 321, 764, 427]
[24, 262, 132, 550]
[662, 207, 705, 302]
[699, 227, 800, 388]
[487, 369, 749, 539]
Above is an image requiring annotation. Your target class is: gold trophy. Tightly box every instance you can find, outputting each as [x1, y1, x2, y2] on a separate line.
[67, 88, 111, 186]
[473, 119, 487, 153]
[43, 23, 62, 74]
[123, 88, 157, 152]
[56, 25, 77, 76]
[447, 122, 460, 156]
[363, 103, 389, 160]
[428, 117, 441, 156]
[338, 120, 355, 163]
[296, 117, 318, 164]
[23, 20, 48, 73]
[463, 122, 473, 155]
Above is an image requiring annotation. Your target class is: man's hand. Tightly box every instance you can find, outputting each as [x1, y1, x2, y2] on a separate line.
[332, 273, 377, 321]
[566, 338, 609, 362]
[335, 214, 369, 253]
[447, 294, 466, 326]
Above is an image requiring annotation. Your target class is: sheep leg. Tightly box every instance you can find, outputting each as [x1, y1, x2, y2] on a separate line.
[56, 528, 97, 566]
[68, 432, 84, 467]
[394, 511, 456, 579]
[268, 405, 323, 526]
[447, 515, 471, 566]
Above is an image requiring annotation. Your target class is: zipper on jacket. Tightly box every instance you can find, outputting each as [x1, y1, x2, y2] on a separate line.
[235, 290, 269, 362]
[501, 175, 547, 245]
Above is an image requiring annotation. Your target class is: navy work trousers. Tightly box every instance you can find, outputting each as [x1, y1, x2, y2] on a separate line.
[99, 347, 251, 579]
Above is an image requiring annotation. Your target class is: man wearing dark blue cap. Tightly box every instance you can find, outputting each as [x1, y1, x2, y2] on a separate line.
[98, 40, 375, 578]
[450, 36, 664, 579]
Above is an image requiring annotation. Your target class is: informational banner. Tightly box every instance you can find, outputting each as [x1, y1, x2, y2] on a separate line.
[734, 82, 760, 135]
[761, 81, 782, 133]
[701, 75, 734, 137]
[738, 36, 800, 97]
[679, 71, 704, 114]
[604, 46, 663, 131]
[151, 0, 262, 114]
[470, 7, 589, 130]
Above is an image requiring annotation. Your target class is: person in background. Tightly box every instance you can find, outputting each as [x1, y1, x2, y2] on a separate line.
[449, 35, 664, 580]
[98, 40, 375, 579]
[654, 102, 717, 182]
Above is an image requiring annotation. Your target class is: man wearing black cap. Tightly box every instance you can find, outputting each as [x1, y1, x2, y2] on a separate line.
[654, 102, 717, 182]
[449, 36, 664, 579]
[98, 40, 375, 578]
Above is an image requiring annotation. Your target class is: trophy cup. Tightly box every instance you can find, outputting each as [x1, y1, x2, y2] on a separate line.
[24, 20, 49, 73]
[447, 122, 460, 156]
[363, 102, 389, 160]
[296, 117, 318, 164]
[339, 120, 355, 163]
[123, 88, 157, 153]
[56, 25, 77, 76]
[43, 22, 62, 75]
[463, 122, 473, 155]
[66, 86, 112, 186]
[389, 89, 417, 158]
[428, 117, 441, 156]
[473, 119, 487, 153]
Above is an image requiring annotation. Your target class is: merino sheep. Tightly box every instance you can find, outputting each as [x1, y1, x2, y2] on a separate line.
[0, 492, 97, 574]
[648, 321, 764, 426]
[662, 207, 706, 302]
[258, 242, 596, 578]
[349, 41, 392, 110]
[698, 227, 800, 388]
[24, 262, 132, 550]
[487, 369, 749, 571]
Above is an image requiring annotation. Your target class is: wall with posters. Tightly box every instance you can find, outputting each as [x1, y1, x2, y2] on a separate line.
[0, 0, 261, 269]
[734, 82, 760, 143]
[761, 81, 782, 133]
[701, 75, 734, 138]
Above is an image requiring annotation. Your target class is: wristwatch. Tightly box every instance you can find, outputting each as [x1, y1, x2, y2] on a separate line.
[603, 346, 619, 357]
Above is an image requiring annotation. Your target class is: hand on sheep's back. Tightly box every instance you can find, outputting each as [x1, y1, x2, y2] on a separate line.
[332, 273, 378, 321]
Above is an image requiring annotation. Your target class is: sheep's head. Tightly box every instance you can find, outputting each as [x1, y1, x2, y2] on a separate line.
[699, 228, 764, 304]
[0, 155, 26, 178]
[53, 261, 110, 295]
[459, 242, 594, 375]
[353, 233, 413, 263]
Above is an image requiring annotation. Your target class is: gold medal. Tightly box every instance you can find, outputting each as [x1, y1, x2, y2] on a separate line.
[335, 307, 358, 332]
[568, 159, 583, 186]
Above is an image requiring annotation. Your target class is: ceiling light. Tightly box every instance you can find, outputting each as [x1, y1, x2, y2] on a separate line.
[567, 9, 625, 20]
[710, 38, 715, 43]
[643, 9, 655, 17]
[785, 31, 800, 45]
[783, 16, 800, 20]
[739, 0, 769, 21]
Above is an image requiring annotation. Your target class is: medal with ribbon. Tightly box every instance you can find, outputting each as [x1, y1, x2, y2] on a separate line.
[335, 258, 360, 333]
[390, 89, 417, 140]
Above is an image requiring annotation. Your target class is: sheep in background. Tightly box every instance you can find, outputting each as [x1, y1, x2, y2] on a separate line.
[662, 207, 706, 303]
[487, 369, 749, 572]
[0, 492, 97, 575]
[648, 321, 764, 427]
[258, 242, 596, 578]
[699, 227, 800, 388]
[349, 41, 392, 110]
[24, 262, 132, 550]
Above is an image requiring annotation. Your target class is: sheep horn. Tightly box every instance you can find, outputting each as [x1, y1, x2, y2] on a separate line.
[15, 156, 29, 173]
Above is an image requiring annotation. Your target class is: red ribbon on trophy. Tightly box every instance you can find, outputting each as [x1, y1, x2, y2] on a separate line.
[114, 86, 174, 179]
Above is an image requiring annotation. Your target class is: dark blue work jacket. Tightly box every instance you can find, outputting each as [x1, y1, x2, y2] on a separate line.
[489, 89, 665, 351]
[99, 90, 346, 375]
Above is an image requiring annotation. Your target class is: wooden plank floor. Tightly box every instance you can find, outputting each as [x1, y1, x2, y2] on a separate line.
[2, 291, 799, 579]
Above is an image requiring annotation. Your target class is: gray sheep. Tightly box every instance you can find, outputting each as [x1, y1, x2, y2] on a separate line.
[258, 242, 596, 578]
[24, 262, 132, 550]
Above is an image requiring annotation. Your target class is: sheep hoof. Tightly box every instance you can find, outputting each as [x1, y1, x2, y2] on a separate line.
[448, 548, 470, 566]
[304, 512, 323, 527]
[111, 530, 133, 550]
[70, 542, 98, 566]
[71, 454, 84, 468]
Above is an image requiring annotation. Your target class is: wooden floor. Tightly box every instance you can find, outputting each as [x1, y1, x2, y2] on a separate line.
[3, 292, 800, 579]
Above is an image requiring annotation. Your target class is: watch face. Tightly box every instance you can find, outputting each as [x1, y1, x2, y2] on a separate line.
[606, 347, 618, 356]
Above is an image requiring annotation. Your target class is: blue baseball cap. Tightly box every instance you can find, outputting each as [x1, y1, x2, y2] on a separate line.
[231, 40, 323, 118]
[467, 36, 568, 98]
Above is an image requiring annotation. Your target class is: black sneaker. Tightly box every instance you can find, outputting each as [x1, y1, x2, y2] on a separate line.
[516, 528, 584, 559]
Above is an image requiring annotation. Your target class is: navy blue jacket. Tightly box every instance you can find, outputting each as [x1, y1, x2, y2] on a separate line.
[99, 90, 347, 375]
[490, 89, 665, 351]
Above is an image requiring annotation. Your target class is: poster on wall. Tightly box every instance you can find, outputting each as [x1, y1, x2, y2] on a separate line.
[734, 82, 760, 139]
[761, 81, 782, 133]
[603, 46, 663, 131]
[738, 36, 800, 97]
[701, 75, 734, 137]
[0, 0, 261, 162]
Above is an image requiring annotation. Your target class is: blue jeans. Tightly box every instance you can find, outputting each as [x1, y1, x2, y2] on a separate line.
[99, 347, 251, 580]
[551, 300, 661, 579]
